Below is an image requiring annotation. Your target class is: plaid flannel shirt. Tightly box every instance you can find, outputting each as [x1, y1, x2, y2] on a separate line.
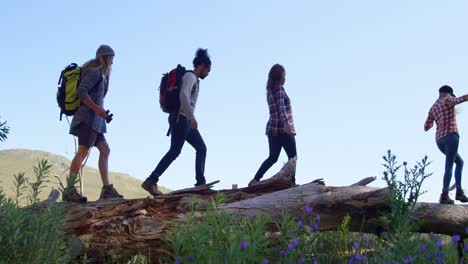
[425, 95, 468, 141]
[266, 86, 296, 136]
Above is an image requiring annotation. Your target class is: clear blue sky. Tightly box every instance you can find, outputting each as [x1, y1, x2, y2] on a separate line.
[2, 1, 468, 202]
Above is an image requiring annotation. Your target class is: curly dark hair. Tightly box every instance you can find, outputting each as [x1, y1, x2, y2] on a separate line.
[193, 48, 212, 68]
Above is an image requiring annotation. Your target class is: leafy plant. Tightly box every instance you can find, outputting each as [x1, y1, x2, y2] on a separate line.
[0, 160, 74, 263]
[27, 159, 52, 206]
[11, 172, 28, 207]
[381, 150, 432, 241]
[0, 118, 9, 142]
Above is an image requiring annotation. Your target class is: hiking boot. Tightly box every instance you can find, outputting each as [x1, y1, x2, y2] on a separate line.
[439, 193, 454, 204]
[456, 189, 468, 203]
[63, 187, 87, 203]
[194, 182, 207, 187]
[99, 184, 124, 200]
[248, 179, 260, 187]
[141, 178, 163, 196]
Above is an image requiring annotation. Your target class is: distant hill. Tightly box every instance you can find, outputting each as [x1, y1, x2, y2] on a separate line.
[0, 149, 170, 204]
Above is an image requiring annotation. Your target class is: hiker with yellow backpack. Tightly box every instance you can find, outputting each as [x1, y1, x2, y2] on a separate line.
[57, 45, 123, 203]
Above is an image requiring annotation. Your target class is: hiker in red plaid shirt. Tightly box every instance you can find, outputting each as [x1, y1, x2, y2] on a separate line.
[249, 64, 297, 187]
[425, 85, 468, 204]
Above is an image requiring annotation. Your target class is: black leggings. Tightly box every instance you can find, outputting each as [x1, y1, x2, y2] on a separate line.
[254, 133, 297, 181]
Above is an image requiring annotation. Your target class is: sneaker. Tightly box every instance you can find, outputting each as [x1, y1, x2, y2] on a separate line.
[194, 182, 207, 187]
[194, 177, 206, 187]
[141, 178, 163, 196]
[63, 187, 87, 203]
[99, 184, 124, 200]
[248, 179, 260, 187]
[439, 193, 454, 204]
[456, 189, 468, 203]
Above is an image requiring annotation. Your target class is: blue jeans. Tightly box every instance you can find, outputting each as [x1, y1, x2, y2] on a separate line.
[254, 133, 297, 181]
[149, 114, 207, 185]
[436, 133, 464, 189]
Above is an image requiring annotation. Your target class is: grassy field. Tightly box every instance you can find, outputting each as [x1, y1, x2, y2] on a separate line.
[0, 149, 170, 203]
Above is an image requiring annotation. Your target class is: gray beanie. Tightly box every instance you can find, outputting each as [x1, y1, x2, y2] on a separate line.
[96, 45, 115, 58]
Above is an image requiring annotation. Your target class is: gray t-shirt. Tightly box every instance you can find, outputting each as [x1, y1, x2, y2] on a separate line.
[179, 71, 199, 120]
[69, 67, 106, 136]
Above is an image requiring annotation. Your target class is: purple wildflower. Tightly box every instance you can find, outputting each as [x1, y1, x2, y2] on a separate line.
[305, 205, 313, 214]
[313, 260, 319, 264]
[175, 257, 181, 264]
[436, 251, 443, 264]
[354, 254, 364, 261]
[464, 244, 468, 251]
[403, 256, 414, 264]
[363, 236, 369, 244]
[436, 239, 443, 248]
[297, 220, 303, 228]
[288, 243, 294, 250]
[348, 258, 355, 264]
[188, 255, 194, 261]
[465, 227, 468, 234]
[419, 243, 427, 252]
[263, 259, 269, 264]
[353, 241, 360, 249]
[313, 223, 319, 231]
[293, 237, 299, 247]
[240, 241, 248, 250]
[280, 250, 286, 257]
[299, 257, 305, 264]
[315, 214, 321, 222]
[452, 235, 461, 243]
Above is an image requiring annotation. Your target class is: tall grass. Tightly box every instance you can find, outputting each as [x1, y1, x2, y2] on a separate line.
[0, 159, 73, 263]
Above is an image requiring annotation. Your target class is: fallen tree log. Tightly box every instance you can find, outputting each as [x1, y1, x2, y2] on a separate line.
[28, 158, 468, 261]
[43, 158, 298, 260]
[222, 182, 391, 232]
[223, 182, 468, 237]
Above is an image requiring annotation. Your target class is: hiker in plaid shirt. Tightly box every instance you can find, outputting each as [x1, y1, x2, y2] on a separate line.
[249, 64, 297, 187]
[425, 85, 468, 204]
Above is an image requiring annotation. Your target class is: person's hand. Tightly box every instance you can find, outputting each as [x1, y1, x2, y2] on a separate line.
[191, 119, 198, 129]
[96, 107, 108, 119]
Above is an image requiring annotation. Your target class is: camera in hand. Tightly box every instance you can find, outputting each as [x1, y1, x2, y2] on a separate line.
[105, 110, 113, 123]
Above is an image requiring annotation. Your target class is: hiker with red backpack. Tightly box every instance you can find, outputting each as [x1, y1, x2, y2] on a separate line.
[249, 64, 297, 187]
[142, 48, 212, 195]
[62, 45, 123, 202]
[424, 85, 468, 204]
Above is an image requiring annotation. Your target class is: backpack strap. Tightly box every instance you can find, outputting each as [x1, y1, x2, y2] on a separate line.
[166, 71, 196, 136]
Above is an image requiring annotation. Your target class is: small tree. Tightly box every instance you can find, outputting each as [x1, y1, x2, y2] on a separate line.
[0, 118, 9, 142]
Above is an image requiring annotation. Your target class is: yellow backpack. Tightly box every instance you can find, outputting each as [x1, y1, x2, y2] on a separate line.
[56, 63, 81, 120]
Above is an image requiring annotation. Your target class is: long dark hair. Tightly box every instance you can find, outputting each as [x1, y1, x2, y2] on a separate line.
[193, 48, 211, 68]
[267, 64, 285, 91]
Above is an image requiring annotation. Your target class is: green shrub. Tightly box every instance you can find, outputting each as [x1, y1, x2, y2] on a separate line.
[0, 159, 73, 264]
